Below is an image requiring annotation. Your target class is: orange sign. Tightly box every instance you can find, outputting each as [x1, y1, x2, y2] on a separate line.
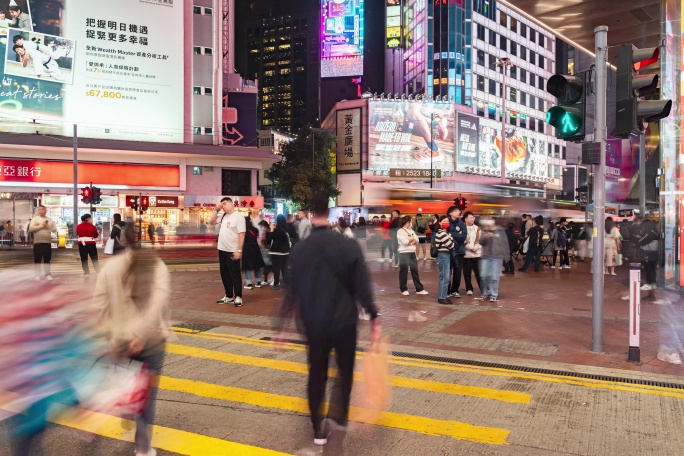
[0, 159, 180, 188]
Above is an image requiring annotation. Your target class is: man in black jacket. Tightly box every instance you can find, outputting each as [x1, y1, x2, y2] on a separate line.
[503, 223, 518, 274]
[277, 195, 380, 446]
[519, 215, 544, 272]
[446, 206, 467, 297]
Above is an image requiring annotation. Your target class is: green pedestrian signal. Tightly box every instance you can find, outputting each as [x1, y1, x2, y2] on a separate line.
[545, 73, 586, 142]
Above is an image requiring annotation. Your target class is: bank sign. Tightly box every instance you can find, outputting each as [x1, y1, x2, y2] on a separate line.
[0, 0, 184, 143]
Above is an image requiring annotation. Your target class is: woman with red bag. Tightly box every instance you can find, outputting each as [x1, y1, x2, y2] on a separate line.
[93, 224, 171, 456]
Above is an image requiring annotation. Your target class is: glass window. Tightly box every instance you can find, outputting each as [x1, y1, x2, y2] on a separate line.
[510, 17, 518, 33]
[500, 11, 508, 27]
[205, 127, 213, 135]
[520, 115, 527, 129]
[477, 75, 485, 91]
[538, 119, 544, 133]
[509, 66, 517, 80]
[519, 68, 526, 83]
[477, 24, 486, 41]
[477, 50, 485, 66]
[510, 87, 517, 102]
[538, 98, 545, 111]
[520, 46, 526, 60]
[510, 41, 517, 56]
[500, 35, 507, 51]
[477, 103, 485, 117]
[520, 23, 527, 38]
[510, 113, 517, 126]
[489, 54, 497, 70]
[538, 55, 545, 70]
[193, 46, 201, 54]
[539, 34, 545, 47]
[529, 50, 535, 64]
[205, 47, 213, 55]
[489, 79, 497, 95]
[193, 6, 201, 14]
[539, 75, 545, 89]
[205, 87, 213, 95]
[519, 91, 526, 105]
[529, 94, 535, 109]
[193, 127, 202, 135]
[204, 7, 213, 15]
[489, 109, 496, 120]
[489, 29, 497, 46]
[193, 86, 201, 95]
[529, 29, 536, 43]
[554, 144, 561, 157]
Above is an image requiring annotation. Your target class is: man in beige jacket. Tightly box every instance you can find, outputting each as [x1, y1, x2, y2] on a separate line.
[28, 205, 56, 280]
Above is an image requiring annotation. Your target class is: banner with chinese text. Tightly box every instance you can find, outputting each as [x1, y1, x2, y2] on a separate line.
[336, 108, 361, 172]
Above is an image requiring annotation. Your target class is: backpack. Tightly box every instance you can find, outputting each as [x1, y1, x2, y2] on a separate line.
[556, 229, 567, 248]
[529, 227, 543, 250]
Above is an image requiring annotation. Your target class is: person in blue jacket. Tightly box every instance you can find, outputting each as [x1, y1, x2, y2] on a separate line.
[446, 205, 467, 298]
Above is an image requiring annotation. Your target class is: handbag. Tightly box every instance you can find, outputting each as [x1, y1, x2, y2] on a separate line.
[430, 235, 439, 258]
[104, 238, 115, 255]
[616, 253, 623, 266]
[357, 335, 392, 424]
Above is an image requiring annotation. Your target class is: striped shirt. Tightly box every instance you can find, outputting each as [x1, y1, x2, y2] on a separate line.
[433, 229, 454, 252]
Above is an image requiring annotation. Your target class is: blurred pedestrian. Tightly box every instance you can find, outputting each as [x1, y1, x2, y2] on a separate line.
[147, 222, 156, 245]
[355, 216, 368, 257]
[397, 215, 428, 296]
[111, 214, 127, 254]
[276, 195, 380, 446]
[93, 224, 170, 456]
[5, 220, 13, 246]
[519, 216, 544, 272]
[298, 209, 312, 240]
[558, 218, 572, 269]
[210, 197, 246, 307]
[433, 215, 454, 304]
[333, 217, 354, 239]
[28, 205, 56, 281]
[446, 206, 467, 298]
[604, 217, 621, 276]
[503, 223, 518, 274]
[266, 214, 291, 290]
[286, 214, 300, 246]
[637, 219, 659, 290]
[258, 220, 273, 285]
[76, 213, 100, 278]
[462, 211, 482, 296]
[479, 217, 509, 302]
[412, 213, 429, 260]
[378, 215, 393, 262]
[550, 222, 570, 269]
[155, 224, 165, 247]
[19, 223, 26, 246]
[389, 210, 401, 268]
[243, 215, 265, 290]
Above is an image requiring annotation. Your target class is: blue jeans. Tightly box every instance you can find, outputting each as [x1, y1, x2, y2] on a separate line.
[245, 269, 261, 284]
[437, 252, 451, 299]
[480, 258, 501, 299]
[131, 342, 166, 454]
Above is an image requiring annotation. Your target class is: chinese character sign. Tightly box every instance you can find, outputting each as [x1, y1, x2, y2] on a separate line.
[0, 0, 183, 143]
[336, 108, 361, 172]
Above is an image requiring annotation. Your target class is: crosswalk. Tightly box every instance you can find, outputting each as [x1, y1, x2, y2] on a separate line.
[5, 326, 684, 455]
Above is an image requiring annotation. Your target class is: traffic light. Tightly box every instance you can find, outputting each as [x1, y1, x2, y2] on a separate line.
[613, 44, 672, 138]
[130, 196, 139, 211]
[91, 186, 102, 205]
[545, 72, 587, 141]
[81, 186, 92, 204]
[454, 196, 468, 211]
[140, 195, 149, 211]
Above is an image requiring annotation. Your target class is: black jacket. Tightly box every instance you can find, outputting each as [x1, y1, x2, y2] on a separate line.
[243, 224, 265, 271]
[267, 228, 291, 254]
[279, 226, 378, 334]
[111, 221, 127, 253]
[287, 222, 299, 245]
[505, 228, 518, 253]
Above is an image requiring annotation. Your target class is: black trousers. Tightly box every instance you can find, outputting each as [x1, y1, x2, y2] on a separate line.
[306, 325, 357, 433]
[462, 257, 482, 292]
[399, 252, 424, 292]
[643, 255, 658, 284]
[503, 254, 515, 273]
[271, 254, 289, 286]
[218, 250, 242, 298]
[552, 249, 569, 267]
[33, 243, 52, 276]
[449, 254, 464, 294]
[521, 247, 542, 271]
[78, 243, 99, 275]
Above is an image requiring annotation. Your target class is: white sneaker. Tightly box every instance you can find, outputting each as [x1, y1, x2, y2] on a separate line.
[401, 290, 409, 296]
[466, 290, 473, 296]
[408, 311, 427, 322]
[640, 284, 652, 291]
[416, 290, 429, 295]
[550, 266, 555, 269]
[135, 449, 157, 456]
[45, 275, 54, 281]
[378, 258, 386, 262]
[657, 351, 682, 365]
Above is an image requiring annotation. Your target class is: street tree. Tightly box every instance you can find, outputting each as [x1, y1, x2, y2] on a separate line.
[268, 127, 340, 210]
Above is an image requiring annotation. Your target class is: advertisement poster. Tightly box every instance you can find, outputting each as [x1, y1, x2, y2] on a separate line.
[455, 113, 479, 170]
[478, 118, 548, 178]
[321, 0, 364, 78]
[367, 100, 455, 177]
[223, 92, 257, 147]
[336, 108, 361, 172]
[0, 0, 184, 143]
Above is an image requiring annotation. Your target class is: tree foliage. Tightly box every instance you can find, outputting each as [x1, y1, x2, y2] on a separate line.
[268, 127, 340, 210]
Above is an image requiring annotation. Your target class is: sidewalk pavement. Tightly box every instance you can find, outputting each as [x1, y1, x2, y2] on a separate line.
[164, 250, 684, 379]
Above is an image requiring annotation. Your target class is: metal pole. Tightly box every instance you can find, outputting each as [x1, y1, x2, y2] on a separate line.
[72, 124, 78, 242]
[12, 197, 15, 249]
[89, 181, 93, 215]
[312, 131, 315, 173]
[639, 133, 646, 217]
[430, 113, 434, 188]
[591, 26, 608, 353]
[138, 193, 142, 246]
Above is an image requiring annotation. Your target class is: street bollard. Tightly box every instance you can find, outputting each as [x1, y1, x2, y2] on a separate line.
[628, 263, 641, 362]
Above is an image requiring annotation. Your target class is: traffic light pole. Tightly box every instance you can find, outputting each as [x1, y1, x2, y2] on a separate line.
[72, 124, 78, 240]
[89, 181, 94, 215]
[591, 26, 608, 354]
[639, 133, 646, 217]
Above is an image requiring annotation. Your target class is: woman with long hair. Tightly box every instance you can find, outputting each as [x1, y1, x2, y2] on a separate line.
[93, 223, 170, 456]
[397, 215, 428, 296]
[242, 216, 265, 289]
[638, 219, 659, 290]
[604, 217, 621, 276]
[266, 214, 291, 290]
[333, 217, 354, 239]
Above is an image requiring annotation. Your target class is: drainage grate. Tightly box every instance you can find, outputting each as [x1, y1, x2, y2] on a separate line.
[260, 337, 684, 390]
[173, 322, 218, 333]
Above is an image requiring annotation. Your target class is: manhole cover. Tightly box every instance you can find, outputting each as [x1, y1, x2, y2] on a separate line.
[172, 322, 218, 333]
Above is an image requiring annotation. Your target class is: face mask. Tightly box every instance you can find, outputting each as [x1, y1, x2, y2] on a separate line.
[441, 222, 450, 229]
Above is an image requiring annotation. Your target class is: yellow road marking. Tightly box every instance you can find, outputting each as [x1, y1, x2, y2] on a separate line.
[173, 329, 684, 399]
[0, 390, 291, 456]
[166, 343, 530, 404]
[159, 376, 510, 445]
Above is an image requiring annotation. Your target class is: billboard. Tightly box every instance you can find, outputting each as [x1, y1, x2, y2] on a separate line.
[386, 1, 401, 48]
[0, 0, 184, 143]
[223, 92, 257, 147]
[336, 108, 361, 172]
[367, 100, 455, 177]
[321, 0, 364, 78]
[456, 115, 548, 178]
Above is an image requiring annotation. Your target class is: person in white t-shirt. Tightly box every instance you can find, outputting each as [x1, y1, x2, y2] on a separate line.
[210, 197, 246, 307]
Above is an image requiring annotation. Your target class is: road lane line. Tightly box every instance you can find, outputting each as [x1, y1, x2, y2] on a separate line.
[158, 376, 510, 445]
[167, 343, 531, 404]
[0, 390, 291, 456]
[174, 330, 684, 399]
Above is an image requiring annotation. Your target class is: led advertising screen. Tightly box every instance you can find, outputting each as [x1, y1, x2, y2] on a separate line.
[0, 0, 184, 142]
[367, 100, 455, 177]
[321, 0, 364, 78]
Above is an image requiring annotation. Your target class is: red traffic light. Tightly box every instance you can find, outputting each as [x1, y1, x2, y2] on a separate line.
[81, 187, 92, 204]
[140, 196, 149, 211]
